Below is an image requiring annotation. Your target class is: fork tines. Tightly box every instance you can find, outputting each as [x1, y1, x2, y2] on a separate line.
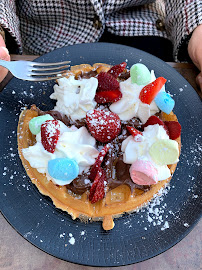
[29, 60, 71, 81]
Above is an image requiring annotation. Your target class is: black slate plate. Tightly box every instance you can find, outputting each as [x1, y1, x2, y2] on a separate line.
[0, 43, 201, 267]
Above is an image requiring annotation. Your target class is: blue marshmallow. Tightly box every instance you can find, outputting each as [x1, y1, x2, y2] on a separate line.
[155, 91, 175, 114]
[48, 158, 79, 185]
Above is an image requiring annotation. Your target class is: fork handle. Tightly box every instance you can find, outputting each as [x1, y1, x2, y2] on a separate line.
[0, 59, 10, 70]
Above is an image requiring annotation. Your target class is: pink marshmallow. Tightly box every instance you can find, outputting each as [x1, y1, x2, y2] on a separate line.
[129, 160, 158, 185]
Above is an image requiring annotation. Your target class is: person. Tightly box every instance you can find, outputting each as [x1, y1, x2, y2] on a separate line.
[0, 0, 202, 91]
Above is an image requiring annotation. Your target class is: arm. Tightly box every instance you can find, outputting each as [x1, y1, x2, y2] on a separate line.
[165, 0, 202, 60]
[188, 25, 202, 91]
[0, 0, 22, 82]
[165, 0, 202, 91]
[0, 31, 10, 82]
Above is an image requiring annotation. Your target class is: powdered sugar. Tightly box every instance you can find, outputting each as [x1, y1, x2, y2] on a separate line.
[68, 233, 75, 245]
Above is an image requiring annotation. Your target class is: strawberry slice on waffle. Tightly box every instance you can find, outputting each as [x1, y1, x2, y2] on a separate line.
[95, 72, 122, 104]
[86, 109, 121, 143]
[139, 77, 167, 104]
[143, 115, 168, 134]
[89, 167, 106, 204]
[126, 126, 143, 142]
[89, 144, 110, 181]
[41, 120, 60, 153]
[164, 121, 181, 140]
[107, 62, 127, 78]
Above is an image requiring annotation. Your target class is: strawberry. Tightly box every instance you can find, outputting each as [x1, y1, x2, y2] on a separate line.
[89, 144, 110, 181]
[95, 89, 122, 104]
[89, 169, 100, 201]
[86, 109, 121, 143]
[143, 115, 168, 134]
[126, 126, 143, 141]
[139, 77, 167, 104]
[164, 121, 181, 140]
[89, 167, 106, 204]
[97, 72, 120, 92]
[41, 120, 60, 153]
[107, 62, 127, 78]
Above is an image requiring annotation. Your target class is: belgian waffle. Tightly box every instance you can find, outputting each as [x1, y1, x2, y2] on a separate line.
[17, 63, 181, 230]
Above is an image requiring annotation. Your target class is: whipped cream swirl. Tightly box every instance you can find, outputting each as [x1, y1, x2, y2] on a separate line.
[50, 76, 98, 120]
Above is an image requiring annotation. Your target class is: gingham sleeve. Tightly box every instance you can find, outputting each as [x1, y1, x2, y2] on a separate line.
[165, 0, 202, 61]
[0, 0, 22, 53]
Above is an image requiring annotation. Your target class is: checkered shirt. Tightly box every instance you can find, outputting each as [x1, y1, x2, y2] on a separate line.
[0, 0, 202, 60]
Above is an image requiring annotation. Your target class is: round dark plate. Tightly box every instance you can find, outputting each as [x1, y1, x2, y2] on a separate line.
[0, 43, 201, 267]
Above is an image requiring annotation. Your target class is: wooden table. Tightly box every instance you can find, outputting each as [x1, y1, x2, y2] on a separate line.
[0, 56, 201, 270]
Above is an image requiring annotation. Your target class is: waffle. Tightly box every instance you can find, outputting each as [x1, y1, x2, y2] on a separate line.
[17, 63, 181, 230]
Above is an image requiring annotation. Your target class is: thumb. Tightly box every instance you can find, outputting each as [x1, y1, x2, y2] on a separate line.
[0, 46, 10, 61]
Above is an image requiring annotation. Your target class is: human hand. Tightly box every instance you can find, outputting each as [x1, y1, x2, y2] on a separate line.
[0, 34, 10, 83]
[188, 25, 202, 92]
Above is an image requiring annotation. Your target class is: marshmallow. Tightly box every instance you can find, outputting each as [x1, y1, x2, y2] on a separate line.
[48, 157, 79, 185]
[29, 114, 54, 135]
[149, 139, 179, 165]
[129, 160, 158, 185]
[130, 63, 151, 85]
[155, 91, 175, 114]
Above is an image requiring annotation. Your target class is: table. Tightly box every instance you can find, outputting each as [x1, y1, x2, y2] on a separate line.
[0, 56, 201, 270]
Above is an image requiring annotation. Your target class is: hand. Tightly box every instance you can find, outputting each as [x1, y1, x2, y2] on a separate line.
[188, 24, 202, 92]
[0, 34, 10, 83]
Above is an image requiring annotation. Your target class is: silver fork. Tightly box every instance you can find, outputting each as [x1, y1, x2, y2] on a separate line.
[0, 59, 70, 81]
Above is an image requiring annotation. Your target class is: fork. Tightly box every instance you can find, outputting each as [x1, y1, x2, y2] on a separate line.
[0, 59, 70, 81]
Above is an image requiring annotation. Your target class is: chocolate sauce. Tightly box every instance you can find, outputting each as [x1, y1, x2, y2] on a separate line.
[36, 107, 86, 129]
[107, 157, 150, 193]
[66, 173, 91, 195]
[118, 70, 130, 81]
[78, 70, 97, 79]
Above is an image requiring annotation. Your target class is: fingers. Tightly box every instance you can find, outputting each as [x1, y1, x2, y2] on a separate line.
[188, 25, 202, 71]
[188, 25, 202, 92]
[0, 44, 10, 83]
[196, 72, 202, 92]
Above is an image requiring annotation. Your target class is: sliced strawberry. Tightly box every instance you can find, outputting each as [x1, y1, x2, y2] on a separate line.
[164, 121, 181, 140]
[95, 89, 122, 104]
[97, 72, 120, 92]
[86, 109, 121, 143]
[89, 167, 106, 204]
[89, 144, 110, 181]
[139, 77, 167, 104]
[89, 171, 100, 202]
[126, 126, 143, 141]
[107, 62, 127, 78]
[41, 120, 60, 153]
[143, 115, 168, 134]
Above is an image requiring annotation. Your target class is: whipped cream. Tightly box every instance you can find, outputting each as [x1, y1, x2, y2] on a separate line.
[110, 71, 165, 123]
[22, 121, 99, 185]
[50, 76, 98, 120]
[121, 124, 178, 181]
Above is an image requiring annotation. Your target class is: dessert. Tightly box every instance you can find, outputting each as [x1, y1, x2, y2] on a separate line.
[17, 62, 181, 230]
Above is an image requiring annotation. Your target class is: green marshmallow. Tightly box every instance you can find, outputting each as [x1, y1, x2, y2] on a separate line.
[149, 139, 179, 165]
[130, 63, 151, 85]
[29, 114, 54, 135]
